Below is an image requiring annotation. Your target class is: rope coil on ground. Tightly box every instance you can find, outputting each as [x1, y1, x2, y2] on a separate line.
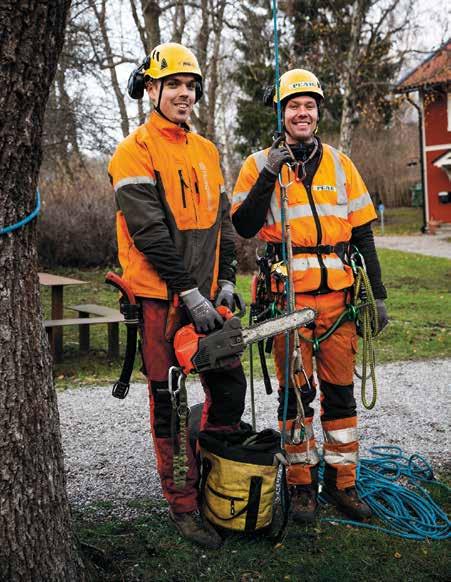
[319, 446, 450, 541]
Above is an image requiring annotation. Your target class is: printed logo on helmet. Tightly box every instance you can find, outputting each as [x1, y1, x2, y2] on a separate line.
[182, 60, 194, 67]
[160, 58, 168, 69]
[289, 81, 319, 89]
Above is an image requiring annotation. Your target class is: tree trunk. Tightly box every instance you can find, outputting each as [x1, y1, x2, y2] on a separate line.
[0, 2, 85, 581]
[338, 0, 365, 156]
[141, 0, 161, 49]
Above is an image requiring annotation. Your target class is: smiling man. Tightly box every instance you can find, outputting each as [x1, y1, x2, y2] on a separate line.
[232, 69, 388, 524]
[108, 43, 246, 549]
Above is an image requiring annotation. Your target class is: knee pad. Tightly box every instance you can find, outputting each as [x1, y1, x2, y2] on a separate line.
[150, 380, 174, 438]
[320, 380, 356, 421]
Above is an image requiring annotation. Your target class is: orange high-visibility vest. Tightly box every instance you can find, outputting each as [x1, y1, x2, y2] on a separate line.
[232, 144, 377, 293]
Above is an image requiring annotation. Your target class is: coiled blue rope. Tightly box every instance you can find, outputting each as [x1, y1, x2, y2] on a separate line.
[0, 189, 41, 235]
[319, 446, 450, 540]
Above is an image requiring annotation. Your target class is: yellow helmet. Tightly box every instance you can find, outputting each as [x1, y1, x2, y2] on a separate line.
[144, 42, 202, 82]
[275, 69, 324, 104]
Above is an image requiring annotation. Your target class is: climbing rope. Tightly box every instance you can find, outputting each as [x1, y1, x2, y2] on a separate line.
[319, 446, 450, 541]
[0, 189, 41, 235]
[353, 265, 379, 409]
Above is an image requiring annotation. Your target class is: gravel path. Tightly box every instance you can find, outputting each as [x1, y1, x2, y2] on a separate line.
[375, 233, 451, 259]
[59, 359, 450, 518]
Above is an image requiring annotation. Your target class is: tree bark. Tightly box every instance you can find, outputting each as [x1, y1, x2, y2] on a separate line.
[0, 2, 85, 581]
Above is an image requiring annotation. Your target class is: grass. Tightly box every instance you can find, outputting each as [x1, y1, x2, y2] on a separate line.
[372, 206, 423, 236]
[40, 248, 450, 389]
[76, 489, 450, 581]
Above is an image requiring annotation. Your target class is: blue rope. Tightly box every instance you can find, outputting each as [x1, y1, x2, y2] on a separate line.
[319, 446, 450, 541]
[0, 189, 41, 235]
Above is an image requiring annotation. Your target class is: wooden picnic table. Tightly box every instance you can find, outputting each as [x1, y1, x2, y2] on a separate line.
[38, 272, 87, 361]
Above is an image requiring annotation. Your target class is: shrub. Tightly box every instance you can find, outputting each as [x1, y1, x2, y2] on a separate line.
[38, 160, 117, 267]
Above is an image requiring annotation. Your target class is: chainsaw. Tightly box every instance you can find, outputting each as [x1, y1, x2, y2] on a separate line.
[105, 271, 316, 393]
[174, 305, 316, 375]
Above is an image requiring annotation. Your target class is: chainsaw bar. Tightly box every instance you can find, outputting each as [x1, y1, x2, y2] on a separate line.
[242, 308, 316, 346]
[174, 307, 317, 374]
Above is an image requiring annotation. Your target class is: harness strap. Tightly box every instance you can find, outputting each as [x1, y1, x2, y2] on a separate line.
[269, 241, 350, 257]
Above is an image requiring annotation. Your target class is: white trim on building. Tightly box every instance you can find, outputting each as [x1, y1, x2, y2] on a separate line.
[425, 144, 451, 152]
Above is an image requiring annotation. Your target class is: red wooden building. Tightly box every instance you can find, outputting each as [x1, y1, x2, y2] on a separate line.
[396, 40, 451, 230]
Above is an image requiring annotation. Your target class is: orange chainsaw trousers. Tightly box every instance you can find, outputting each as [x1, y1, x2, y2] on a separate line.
[274, 291, 359, 490]
[141, 299, 246, 513]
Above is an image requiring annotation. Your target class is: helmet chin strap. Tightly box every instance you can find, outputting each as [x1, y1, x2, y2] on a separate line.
[153, 78, 188, 127]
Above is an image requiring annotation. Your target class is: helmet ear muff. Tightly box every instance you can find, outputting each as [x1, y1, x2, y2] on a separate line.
[263, 85, 275, 107]
[195, 79, 203, 103]
[127, 56, 150, 99]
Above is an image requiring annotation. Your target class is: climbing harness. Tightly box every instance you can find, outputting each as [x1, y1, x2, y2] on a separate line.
[0, 189, 41, 236]
[319, 446, 450, 541]
[254, 243, 380, 410]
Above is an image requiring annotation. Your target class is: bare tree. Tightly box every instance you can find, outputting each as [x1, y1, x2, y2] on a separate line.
[88, 0, 130, 136]
[0, 1, 85, 580]
[338, 0, 366, 155]
[337, 0, 415, 154]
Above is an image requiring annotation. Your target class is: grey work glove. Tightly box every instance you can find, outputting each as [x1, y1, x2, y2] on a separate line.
[264, 135, 292, 175]
[215, 280, 235, 310]
[375, 299, 389, 333]
[181, 288, 223, 333]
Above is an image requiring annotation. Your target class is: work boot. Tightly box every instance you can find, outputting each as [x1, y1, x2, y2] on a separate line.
[323, 485, 372, 521]
[169, 509, 223, 549]
[290, 486, 318, 523]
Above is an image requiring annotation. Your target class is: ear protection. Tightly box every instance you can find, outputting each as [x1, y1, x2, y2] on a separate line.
[127, 56, 204, 102]
[127, 56, 150, 99]
[263, 85, 275, 107]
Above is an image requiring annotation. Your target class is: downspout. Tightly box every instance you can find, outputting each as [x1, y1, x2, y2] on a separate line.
[406, 94, 428, 233]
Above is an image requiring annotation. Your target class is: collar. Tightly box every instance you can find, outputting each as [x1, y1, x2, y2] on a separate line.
[288, 137, 322, 163]
[147, 110, 190, 143]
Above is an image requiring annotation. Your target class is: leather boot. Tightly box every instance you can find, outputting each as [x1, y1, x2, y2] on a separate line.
[290, 486, 318, 523]
[323, 485, 372, 521]
[169, 509, 223, 549]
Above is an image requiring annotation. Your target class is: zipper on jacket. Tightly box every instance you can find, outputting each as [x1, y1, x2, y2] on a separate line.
[303, 148, 328, 290]
[305, 183, 327, 290]
[178, 169, 187, 208]
[207, 484, 244, 516]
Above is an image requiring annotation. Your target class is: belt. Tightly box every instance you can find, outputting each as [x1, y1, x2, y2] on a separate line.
[269, 242, 350, 256]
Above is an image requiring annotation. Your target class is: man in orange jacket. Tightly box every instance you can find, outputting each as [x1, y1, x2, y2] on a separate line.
[109, 43, 246, 549]
[232, 69, 388, 522]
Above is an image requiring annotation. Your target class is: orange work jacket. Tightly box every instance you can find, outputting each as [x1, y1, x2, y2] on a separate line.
[109, 112, 233, 300]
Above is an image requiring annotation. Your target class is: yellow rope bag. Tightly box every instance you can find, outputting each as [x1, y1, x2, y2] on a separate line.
[199, 428, 283, 532]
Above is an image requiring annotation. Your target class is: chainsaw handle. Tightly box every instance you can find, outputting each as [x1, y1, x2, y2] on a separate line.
[105, 271, 137, 305]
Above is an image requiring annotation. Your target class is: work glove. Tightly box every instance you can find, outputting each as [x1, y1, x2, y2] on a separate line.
[375, 299, 389, 334]
[215, 280, 235, 311]
[264, 135, 292, 175]
[181, 288, 223, 334]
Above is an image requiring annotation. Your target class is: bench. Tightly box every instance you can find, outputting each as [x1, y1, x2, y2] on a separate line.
[44, 304, 124, 360]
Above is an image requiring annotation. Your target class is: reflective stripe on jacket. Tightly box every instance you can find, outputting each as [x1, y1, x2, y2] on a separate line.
[232, 143, 377, 293]
[109, 111, 235, 300]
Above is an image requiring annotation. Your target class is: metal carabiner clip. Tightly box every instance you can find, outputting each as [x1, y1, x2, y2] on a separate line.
[168, 365, 183, 403]
[277, 163, 296, 190]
